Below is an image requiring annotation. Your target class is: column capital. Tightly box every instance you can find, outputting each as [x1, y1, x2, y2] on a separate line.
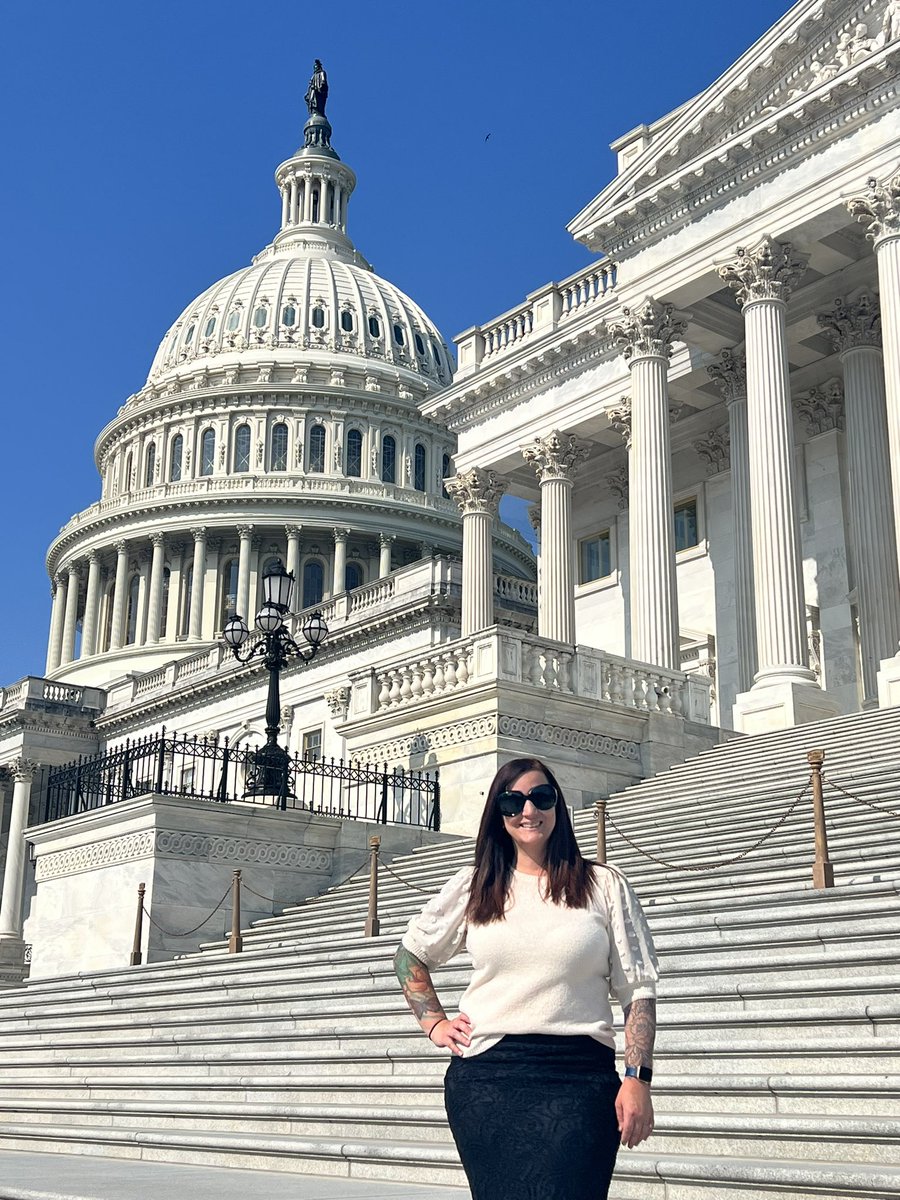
[718, 235, 808, 307]
[817, 290, 881, 353]
[692, 426, 731, 475]
[284, 524, 302, 538]
[236, 524, 254, 539]
[707, 347, 748, 403]
[65, 560, 82, 579]
[794, 379, 845, 437]
[445, 467, 508, 515]
[378, 533, 396, 548]
[522, 429, 590, 483]
[191, 526, 207, 543]
[149, 532, 166, 549]
[607, 398, 632, 450]
[113, 539, 129, 556]
[10, 758, 39, 784]
[86, 549, 101, 566]
[333, 526, 351, 543]
[609, 296, 688, 361]
[847, 168, 900, 246]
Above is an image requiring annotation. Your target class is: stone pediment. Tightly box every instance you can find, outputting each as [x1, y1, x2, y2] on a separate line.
[570, 0, 900, 255]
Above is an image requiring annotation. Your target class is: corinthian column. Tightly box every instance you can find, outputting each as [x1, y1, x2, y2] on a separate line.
[720, 236, 837, 730]
[708, 348, 757, 693]
[446, 468, 508, 637]
[110, 541, 130, 651]
[819, 291, 900, 703]
[378, 534, 395, 577]
[609, 297, 686, 670]
[145, 534, 166, 645]
[285, 526, 302, 583]
[848, 170, 900, 591]
[236, 525, 254, 620]
[189, 527, 208, 641]
[522, 430, 589, 643]
[0, 758, 38, 985]
[45, 574, 66, 674]
[333, 527, 349, 595]
[60, 563, 82, 666]
[80, 551, 103, 658]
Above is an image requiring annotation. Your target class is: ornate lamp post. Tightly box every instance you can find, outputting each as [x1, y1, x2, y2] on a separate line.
[222, 560, 329, 805]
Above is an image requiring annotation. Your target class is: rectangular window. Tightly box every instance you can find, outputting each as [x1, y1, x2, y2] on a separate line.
[674, 498, 699, 552]
[301, 728, 322, 762]
[579, 531, 611, 584]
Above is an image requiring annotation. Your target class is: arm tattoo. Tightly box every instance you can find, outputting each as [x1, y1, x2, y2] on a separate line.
[622, 998, 656, 1068]
[393, 946, 446, 1031]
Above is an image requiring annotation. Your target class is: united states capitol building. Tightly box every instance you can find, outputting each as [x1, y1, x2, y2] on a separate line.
[1, 0, 899, 1005]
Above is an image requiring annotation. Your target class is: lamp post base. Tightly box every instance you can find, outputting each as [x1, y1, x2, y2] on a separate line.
[243, 743, 295, 808]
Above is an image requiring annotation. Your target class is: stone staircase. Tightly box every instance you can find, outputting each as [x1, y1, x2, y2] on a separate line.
[1, 705, 900, 1197]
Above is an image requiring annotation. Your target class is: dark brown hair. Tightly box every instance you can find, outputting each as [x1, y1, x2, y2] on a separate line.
[465, 757, 596, 924]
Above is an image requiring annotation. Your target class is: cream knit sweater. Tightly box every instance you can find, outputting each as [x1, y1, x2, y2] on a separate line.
[401, 862, 658, 1058]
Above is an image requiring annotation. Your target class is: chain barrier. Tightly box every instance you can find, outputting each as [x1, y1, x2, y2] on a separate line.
[378, 854, 440, 895]
[603, 784, 810, 873]
[140, 881, 234, 938]
[822, 776, 900, 821]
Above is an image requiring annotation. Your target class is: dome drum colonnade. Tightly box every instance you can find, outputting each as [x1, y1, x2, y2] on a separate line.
[446, 174, 900, 727]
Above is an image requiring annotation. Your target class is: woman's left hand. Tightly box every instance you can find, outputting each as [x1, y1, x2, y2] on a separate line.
[615, 1079, 654, 1148]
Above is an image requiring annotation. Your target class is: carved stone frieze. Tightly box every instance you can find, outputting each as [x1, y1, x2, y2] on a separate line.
[445, 467, 508, 515]
[608, 297, 687, 361]
[718, 235, 808, 307]
[794, 379, 845, 436]
[36, 831, 154, 881]
[521, 429, 590, 483]
[324, 686, 351, 719]
[818, 291, 881, 352]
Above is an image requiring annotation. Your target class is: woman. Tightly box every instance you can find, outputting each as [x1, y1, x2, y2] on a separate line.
[393, 757, 658, 1200]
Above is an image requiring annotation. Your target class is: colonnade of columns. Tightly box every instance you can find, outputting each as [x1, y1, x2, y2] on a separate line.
[45, 523, 429, 673]
[445, 167, 900, 727]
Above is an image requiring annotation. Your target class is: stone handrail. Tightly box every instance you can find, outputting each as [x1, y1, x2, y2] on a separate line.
[494, 574, 538, 607]
[344, 627, 711, 724]
[455, 259, 618, 377]
[0, 677, 105, 713]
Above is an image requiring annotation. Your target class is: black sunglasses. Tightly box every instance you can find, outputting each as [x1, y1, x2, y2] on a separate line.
[496, 783, 558, 818]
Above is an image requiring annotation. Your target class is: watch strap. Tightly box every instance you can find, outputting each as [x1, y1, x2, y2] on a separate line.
[624, 1064, 653, 1084]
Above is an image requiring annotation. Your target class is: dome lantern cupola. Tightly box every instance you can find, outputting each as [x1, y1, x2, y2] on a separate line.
[273, 61, 357, 260]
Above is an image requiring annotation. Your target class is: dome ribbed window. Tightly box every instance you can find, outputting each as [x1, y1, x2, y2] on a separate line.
[382, 435, 396, 484]
[144, 443, 156, 488]
[233, 424, 251, 473]
[346, 429, 363, 478]
[303, 560, 325, 608]
[270, 422, 288, 472]
[311, 306, 326, 329]
[200, 429, 215, 477]
[340, 309, 354, 332]
[308, 424, 326, 473]
[368, 315, 381, 338]
[414, 443, 426, 492]
[204, 316, 217, 337]
[170, 435, 183, 482]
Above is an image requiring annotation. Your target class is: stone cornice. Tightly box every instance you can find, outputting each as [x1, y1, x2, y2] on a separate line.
[573, 39, 900, 259]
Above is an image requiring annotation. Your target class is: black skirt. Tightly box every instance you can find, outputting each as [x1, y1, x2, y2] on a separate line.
[444, 1034, 621, 1200]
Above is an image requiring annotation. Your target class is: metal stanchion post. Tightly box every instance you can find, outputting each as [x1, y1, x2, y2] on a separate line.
[130, 882, 145, 966]
[807, 749, 834, 890]
[365, 836, 381, 937]
[595, 799, 607, 865]
[228, 870, 243, 953]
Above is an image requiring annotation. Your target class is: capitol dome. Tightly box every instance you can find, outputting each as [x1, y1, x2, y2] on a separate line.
[42, 77, 534, 689]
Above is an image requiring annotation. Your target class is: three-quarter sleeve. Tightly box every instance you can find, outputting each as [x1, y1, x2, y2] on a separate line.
[400, 865, 473, 968]
[597, 864, 660, 1009]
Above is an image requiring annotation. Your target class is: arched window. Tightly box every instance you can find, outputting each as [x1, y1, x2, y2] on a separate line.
[270, 422, 288, 472]
[281, 303, 297, 327]
[393, 323, 405, 346]
[381, 435, 396, 484]
[125, 575, 141, 646]
[431, 340, 444, 374]
[170, 435, 183, 481]
[219, 559, 239, 629]
[185, 323, 196, 346]
[204, 315, 217, 338]
[346, 429, 363, 478]
[233, 424, 251, 473]
[414, 443, 426, 492]
[200, 429, 215, 476]
[414, 332, 425, 356]
[144, 443, 156, 487]
[226, 309, 241, 332]
[302, 560, 324, 608]
[123, 452, 133, 493]
[345, 561, 363, 592]
[311, 306, 326, 329]
[159, 567, 171, 639]
[253, 305, 268, 329]
[308, 424, 326, 473]
[442, 452, 452, 499]
[368, 314, 381, 339]
[340, 309, 354, 332]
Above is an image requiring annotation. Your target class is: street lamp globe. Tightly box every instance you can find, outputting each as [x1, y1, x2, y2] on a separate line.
[223, 614, 250, 648]
[256, 602, 284, 634]
[302, 610, 329, 650]
[262, 559, 294, 611]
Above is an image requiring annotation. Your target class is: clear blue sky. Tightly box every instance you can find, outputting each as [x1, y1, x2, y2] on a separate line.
[0, 0, 790, 684]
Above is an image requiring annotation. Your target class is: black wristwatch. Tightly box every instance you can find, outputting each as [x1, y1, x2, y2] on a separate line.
[624, 1065, 653, 1085]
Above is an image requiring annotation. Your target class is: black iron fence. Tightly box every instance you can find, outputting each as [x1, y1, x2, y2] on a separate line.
[41, 730, 440, 830]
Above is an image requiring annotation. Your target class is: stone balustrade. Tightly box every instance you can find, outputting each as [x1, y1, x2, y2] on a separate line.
[0, 677, 105, 715]
[455, 260, 618, 377]
[494, 573, 538, 608]
[344, 627, 711, 724]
